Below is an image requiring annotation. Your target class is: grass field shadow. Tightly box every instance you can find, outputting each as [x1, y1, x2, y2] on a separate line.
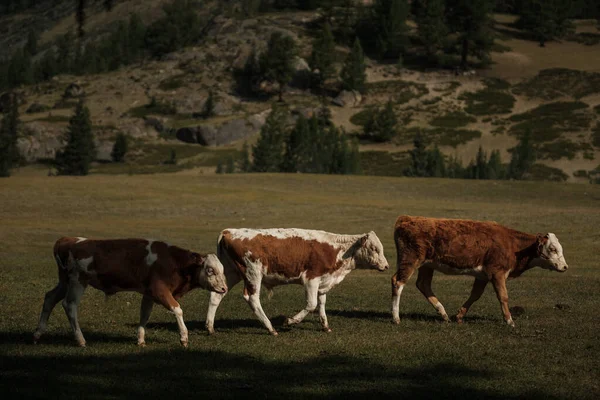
[0, 349, 561, 399]
[0, 330, 135, 347]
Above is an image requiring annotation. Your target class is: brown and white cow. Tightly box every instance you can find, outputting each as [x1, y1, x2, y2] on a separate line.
[391, 216, 569, 327]
[206, 228, 389, 335]
[33, 237, 227, 347]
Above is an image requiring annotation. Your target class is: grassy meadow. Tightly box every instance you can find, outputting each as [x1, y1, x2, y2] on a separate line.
[0, 172, 599, 399]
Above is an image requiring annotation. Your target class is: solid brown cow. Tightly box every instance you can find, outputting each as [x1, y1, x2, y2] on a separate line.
[206, 228, 389, 335]
[33, 237, 228, 347]
[391, 216, 568, 327]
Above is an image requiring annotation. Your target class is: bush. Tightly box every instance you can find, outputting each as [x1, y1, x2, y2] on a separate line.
[430, 111, 476, 128]
[529, 164, 569, 182]
[460, 89, 515, 115]
[513, 68, 600, 100]
[509, 101, 593, 142]
[538, 140, 592, 160]
[350, 108, 376, 127]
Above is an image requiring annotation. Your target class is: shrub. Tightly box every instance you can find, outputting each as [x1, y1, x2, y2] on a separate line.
[513, 68, 600, 100]
[430, 111, 477, 128]
[460, 89, 515, 115]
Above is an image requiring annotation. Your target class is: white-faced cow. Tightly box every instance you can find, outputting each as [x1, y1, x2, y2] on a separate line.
[391, 216, 569, 327]
[206, 228, 389, 335]
[33, 237, 228, 347]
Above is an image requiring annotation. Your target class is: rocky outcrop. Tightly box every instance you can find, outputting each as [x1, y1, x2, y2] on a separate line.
[63, 83, 85, 98]
[332, 90, 363, 107]
[17, 122, 64, 162]
[175, 109, 270, 146]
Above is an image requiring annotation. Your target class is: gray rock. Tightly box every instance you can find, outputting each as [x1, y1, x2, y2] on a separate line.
[63, 83, 85, 98]
[17, 122, 64, 162]
[332, 90, 363, 107]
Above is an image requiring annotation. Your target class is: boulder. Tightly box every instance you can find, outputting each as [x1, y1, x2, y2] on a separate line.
[17, 122, 64, 162]
[63, 83, 85, 98]
[332, 90, 363, 107]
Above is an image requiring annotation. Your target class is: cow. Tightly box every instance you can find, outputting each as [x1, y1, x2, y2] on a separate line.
[33, 237, 228, 347]
[391, 216, 569, 327]
[206, 228, 389, 335]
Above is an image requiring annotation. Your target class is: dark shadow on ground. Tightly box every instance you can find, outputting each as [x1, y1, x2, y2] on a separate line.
[326, 309, 495, 323]
[0, 343, 561, 400]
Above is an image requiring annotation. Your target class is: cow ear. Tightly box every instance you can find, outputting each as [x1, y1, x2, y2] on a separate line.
[191, 252, 206, 265]
[360, 235, 368, 245]
[536, 234, 547, 251]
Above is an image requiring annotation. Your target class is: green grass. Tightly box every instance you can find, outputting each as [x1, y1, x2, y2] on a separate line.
[483, 78, 511, 91]
[513, 68, 600, 100]
[128, 99, 178, 119]
[350, 108, 376, 127]
[528, 163, 569, 182]
[459, 89, 515, 116]
[0, 173, 599, 399]
[34, 115, 70, 123]
[429, 111, 477, 128]
[359, 151, 410, 177]
[91, 143, 240, 175]
[509, 101, 593, 142]
[400, 128, 482, 147]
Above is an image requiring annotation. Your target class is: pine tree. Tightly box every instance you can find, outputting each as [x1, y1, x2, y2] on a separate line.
[111, 133, 128, 163]
[364, 100, 398, 142]
[518, 0, 575, 47]
[260, 32, 298, 101]
[225, 157, 235, 173]
[340, 38, 367, 94]
[25, 29, 39, 55]
[406, 132, 429, 177]
[416, 0, 447, 58]
[487, 149, 504, 179]
[426, 144, 446, 177]
[55, 99, 96, 176]
[0, 93, 20, 177]
[215, 161, 224, 174]
[238, 142, 252, 172]
[446, 154, 465, 179]
[76, 0, 86, 38]
[373, 0, 409, 60]
[128, 13, 146, 61]
[252, 106, 287, 172]
[446, 0, 495, 68]
[474, 145, 488, 179]
[203, 90, 216, 118]
[282, 114, 311, 172]
[309, 22, 336, 91]
[508, 130, 536, 180]
[235, 48, 262, 96]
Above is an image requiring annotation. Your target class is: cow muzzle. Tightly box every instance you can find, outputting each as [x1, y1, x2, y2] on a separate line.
[556, 264, 568, 273]
[378, 264, 390, 272]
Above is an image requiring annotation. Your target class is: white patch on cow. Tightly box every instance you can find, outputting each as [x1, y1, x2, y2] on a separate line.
[227, 228, 361, 249]
[429, 262, 488, 279]
[145, 240, 158, 266]
[76, 237, 87, 243]
[541, 233, 568, 272]
[318, 268, 352, 293]
[75, 256, 94, 273]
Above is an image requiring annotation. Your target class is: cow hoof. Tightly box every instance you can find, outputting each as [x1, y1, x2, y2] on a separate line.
[323, 328, 332, 333]
[456, 318, 464, 324]
[392, 318, 400, 325]
[284, 318, 297, 326]
[269, 330, 279, 336]
[180, 340, 189, 348]
[77, 342, 86, 348]
[138, 342, 146, 348]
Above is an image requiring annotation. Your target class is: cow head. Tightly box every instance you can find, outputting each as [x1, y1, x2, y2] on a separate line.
[192, 253, 228, 293]
[353, 231, 389, 271]
[536, 233, 568, 272]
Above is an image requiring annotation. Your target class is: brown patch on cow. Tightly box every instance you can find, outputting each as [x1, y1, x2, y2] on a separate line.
[220, 232, 341, 280]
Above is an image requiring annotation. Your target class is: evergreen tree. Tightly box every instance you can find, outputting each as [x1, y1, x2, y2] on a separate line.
[203, 90, 216, 118]
[406, 132, 429, 177]
[0, 93, 20, 177]
[166, 149, 177, 165]
[340, 37, 367, 93]
[215, 161, 224, 174]
[416, 0, 447, 58]
[55, 99, 96, 176]
[309, 22, 336, 91]
[56, 31, 75, 74]
[110, 132, 128, 163]
[446, 0, 495, 68]
[104, 0, 114, 11]
[260, 32, 298, 101]
[238, 142, 252, 172]
[35, 48, 58, 82]
[426, 144, 446, 177]
[363, 100, 398, 142]
[252, 106, 287, 172]
[373, 0, 409, 60]
[225, 157, 235, 173]
[508, 130, 536, 180]
[25, 29, 39, 55]
[518, 0, 575, 47]
[282, 114, 311, 172]
[235, 48, 262, 96]
[7, 49, 33, 87]
[446, 154, 465, 178]
[128, 13, 147, 61]
[487, 149, 504, 179]
[474, 145, 488, 179]
[76, 0, 86, 38]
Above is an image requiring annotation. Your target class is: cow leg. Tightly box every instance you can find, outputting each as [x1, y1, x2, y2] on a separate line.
[61, 277, 87, 347]
[137, 295, 154, 347]
[205, 271, 241, 335]
[391, 261, 418, 324]
[415, 266, 449, 322]
[151, 285, 189, 346]
[317, 293, 331, 332]
[456, 278, 488, 323]
[33, 282, 68, 343]
[243, 281, 278, 336]
[285, 279, 319, 328]
[491, 273, 514, 327]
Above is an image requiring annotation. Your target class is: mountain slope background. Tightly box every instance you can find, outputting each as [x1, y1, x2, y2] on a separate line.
[2, 0, 600, 181]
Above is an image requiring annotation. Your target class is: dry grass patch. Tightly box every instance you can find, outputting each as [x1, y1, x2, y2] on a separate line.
[513, 68, 600, 100]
